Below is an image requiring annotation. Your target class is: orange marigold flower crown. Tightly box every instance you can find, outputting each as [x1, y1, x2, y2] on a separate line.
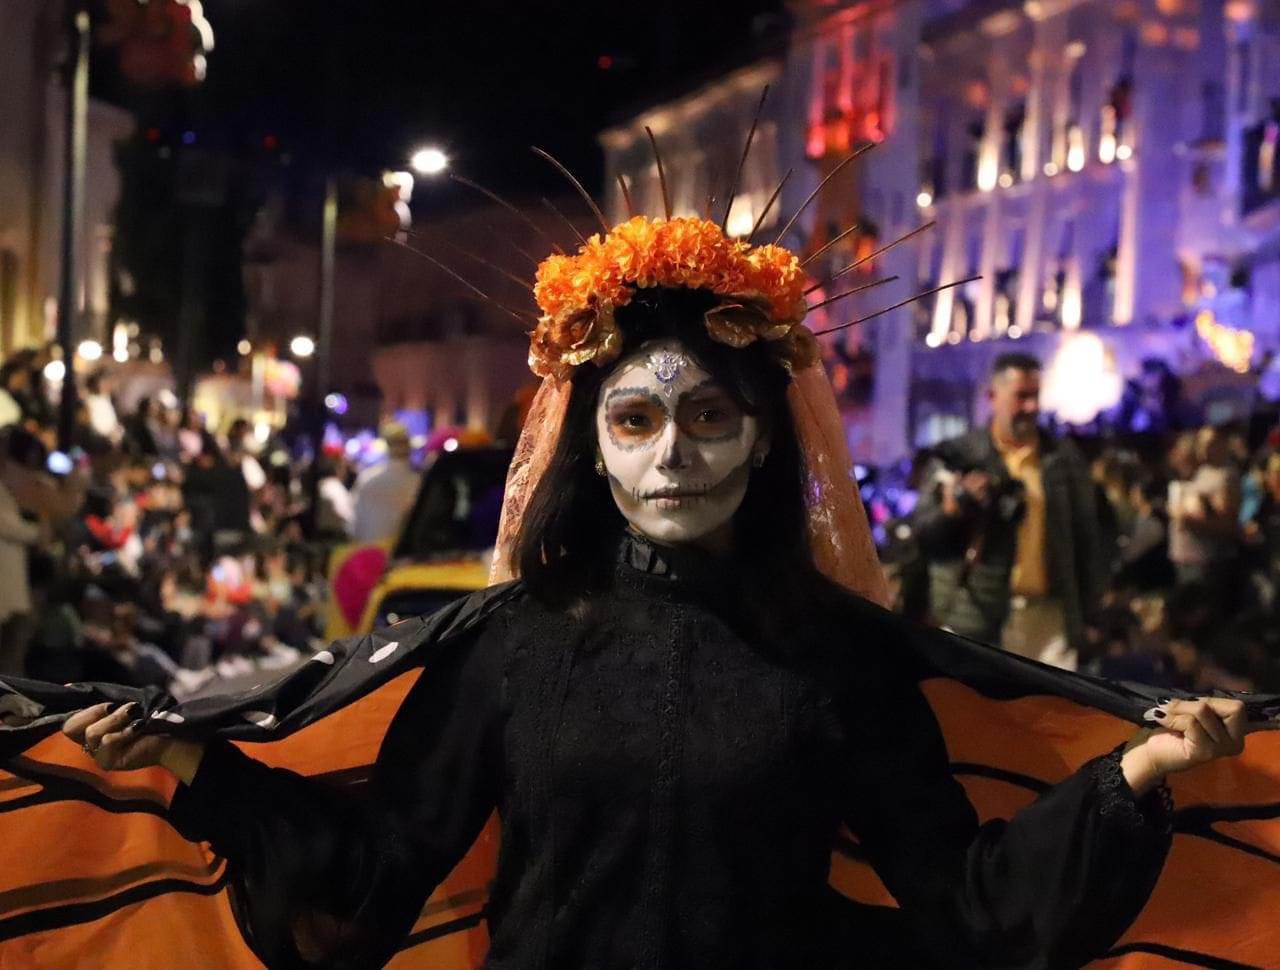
[529, 215, 818, 380]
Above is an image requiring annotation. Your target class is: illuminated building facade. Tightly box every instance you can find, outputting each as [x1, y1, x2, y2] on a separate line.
[602, 0, 1280, 461]
[0, 0, 132, 355]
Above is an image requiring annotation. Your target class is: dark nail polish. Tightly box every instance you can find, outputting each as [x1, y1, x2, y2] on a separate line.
[1153, 710, 1167, 719]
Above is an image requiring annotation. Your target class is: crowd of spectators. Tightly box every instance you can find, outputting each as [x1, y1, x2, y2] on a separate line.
[0, 345, 420, 698]
[888, 352, 1280, 694]
[5, 339, 1278, 704]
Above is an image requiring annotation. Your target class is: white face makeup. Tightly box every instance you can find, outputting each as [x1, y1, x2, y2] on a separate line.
[596, 338, 764, 546]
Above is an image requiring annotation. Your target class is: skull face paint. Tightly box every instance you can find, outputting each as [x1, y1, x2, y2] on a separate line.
[596, 338, 763, 545]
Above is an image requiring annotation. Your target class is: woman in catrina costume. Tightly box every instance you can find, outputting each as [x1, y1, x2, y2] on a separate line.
[2, 125, 1278, 970]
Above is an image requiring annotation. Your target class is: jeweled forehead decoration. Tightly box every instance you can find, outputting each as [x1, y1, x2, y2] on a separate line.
[647, 349, 690, 394]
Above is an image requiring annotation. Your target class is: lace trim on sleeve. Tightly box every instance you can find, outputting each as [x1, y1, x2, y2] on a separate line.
[1091, 745, 1173, 834]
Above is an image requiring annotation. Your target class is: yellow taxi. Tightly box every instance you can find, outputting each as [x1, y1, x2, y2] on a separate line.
[324, 444, 513, 638]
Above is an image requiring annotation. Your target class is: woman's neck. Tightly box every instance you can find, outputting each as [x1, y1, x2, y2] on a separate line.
[627, 522, 735, 560]
[693, 521, 735, 558]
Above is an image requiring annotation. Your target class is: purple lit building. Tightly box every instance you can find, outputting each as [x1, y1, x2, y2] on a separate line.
[602, 0, 1280, 462]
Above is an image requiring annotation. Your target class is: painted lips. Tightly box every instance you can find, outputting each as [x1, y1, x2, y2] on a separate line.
[640, 486, 711, 509]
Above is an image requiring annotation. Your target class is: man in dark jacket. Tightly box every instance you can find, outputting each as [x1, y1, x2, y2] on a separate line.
[913, 353, 1104, 663]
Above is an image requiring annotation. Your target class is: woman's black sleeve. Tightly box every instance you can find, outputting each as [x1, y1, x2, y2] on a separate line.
[842, 667, 1171, 969]
[167, 618, 506, 968]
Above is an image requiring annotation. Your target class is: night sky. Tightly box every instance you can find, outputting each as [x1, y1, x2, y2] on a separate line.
[117, 0, 789, 203]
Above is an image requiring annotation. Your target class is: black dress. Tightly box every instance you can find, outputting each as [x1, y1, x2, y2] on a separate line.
[168, 534, 1171, 969]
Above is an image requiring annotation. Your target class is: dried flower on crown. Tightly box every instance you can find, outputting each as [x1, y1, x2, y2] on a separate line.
[529, 216, 815, 379]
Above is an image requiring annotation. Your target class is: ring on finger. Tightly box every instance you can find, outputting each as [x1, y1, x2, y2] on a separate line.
[82, 740, 98, 754]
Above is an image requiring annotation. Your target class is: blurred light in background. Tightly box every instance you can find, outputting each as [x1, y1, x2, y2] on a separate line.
[179, 1, 216, 51]
[1099, 132, 1117, 165]
[1066, 126, 1086, 172]
[411, 147, 449, 176]
[1042, 332, 1123, 424]
[324, 392, 349, 415]
[77, 340, 102, 362]
[290, 335, 315, 358]
[43, 360, 66, 383]
[1195, 309, 1254, 373]
[1060, 280, 1082, 330]
[112, 323, 129, 363]
[237, 339, 251, 355]
[977, 154, 998, 192]
[724, 198, 755, 238]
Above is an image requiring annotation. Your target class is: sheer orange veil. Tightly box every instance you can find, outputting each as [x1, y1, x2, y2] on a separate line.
[489, 362, 890, 608]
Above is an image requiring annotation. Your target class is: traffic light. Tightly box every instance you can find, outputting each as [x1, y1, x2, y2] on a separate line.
[336, 179, 404, 246]
[100, 0, 209, 88]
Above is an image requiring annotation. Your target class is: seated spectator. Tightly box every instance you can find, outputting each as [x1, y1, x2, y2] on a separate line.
[84, 372, 120, 442]
[315, 455, 354, 540]
[1167, 426, 1243, 610]
[1115, 471, 1175, 592]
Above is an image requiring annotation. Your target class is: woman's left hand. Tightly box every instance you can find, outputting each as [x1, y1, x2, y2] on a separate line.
[1121, 697, 1247, 796]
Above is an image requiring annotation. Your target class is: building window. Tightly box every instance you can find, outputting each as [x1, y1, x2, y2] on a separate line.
[914, 238, 943, 343]
[1242, 101, 1280, 214]
[1002, 102, 1025, 184]
[807, 26, 895, 157]
[1099, 76, 1133, 164]
[1084, 241, 1119, 327]
[951, 234, 982, 337]
[993, 228, 1024, 336]
[962, 118, 984, 190]
[1061, 49, 1087, 172]
[1039, 219, 1074, 329]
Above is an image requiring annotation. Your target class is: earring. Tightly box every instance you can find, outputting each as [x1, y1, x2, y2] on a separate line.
[752, 451, 767, 469]
[595, 457, 607, 477]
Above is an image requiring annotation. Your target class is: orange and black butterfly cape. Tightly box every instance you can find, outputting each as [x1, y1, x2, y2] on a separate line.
[1, 582, 1277, 969]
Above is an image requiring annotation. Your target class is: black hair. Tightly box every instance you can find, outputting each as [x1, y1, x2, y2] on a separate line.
[0, 361, 25, 390]
[513, 287, 824, 627]
[991, 352, 1041, 378]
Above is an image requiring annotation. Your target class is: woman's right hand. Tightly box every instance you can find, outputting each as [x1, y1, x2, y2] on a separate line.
[62, 703, 206, 784]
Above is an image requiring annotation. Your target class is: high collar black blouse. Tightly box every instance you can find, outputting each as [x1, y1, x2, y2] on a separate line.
[170, 534, 1171, 969]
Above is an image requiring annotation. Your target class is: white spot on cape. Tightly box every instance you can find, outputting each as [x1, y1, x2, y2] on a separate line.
[150, 710, 185, 724]
[368, 641, 400, 664]
[242, 710, 278, 729]
[0, 695, 44, 719]
[310, 649, 336, 665]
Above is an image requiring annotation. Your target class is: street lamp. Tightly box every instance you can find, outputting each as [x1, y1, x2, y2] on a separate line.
[290, 334, 315, 358]
[410, 146, 449, 176]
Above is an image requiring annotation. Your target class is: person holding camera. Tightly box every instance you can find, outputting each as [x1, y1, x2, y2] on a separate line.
[914, 353, 1104, 664]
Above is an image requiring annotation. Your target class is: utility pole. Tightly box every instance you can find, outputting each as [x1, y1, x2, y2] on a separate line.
[305, 176, 339, 535]
[56, 2, 91, 452]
